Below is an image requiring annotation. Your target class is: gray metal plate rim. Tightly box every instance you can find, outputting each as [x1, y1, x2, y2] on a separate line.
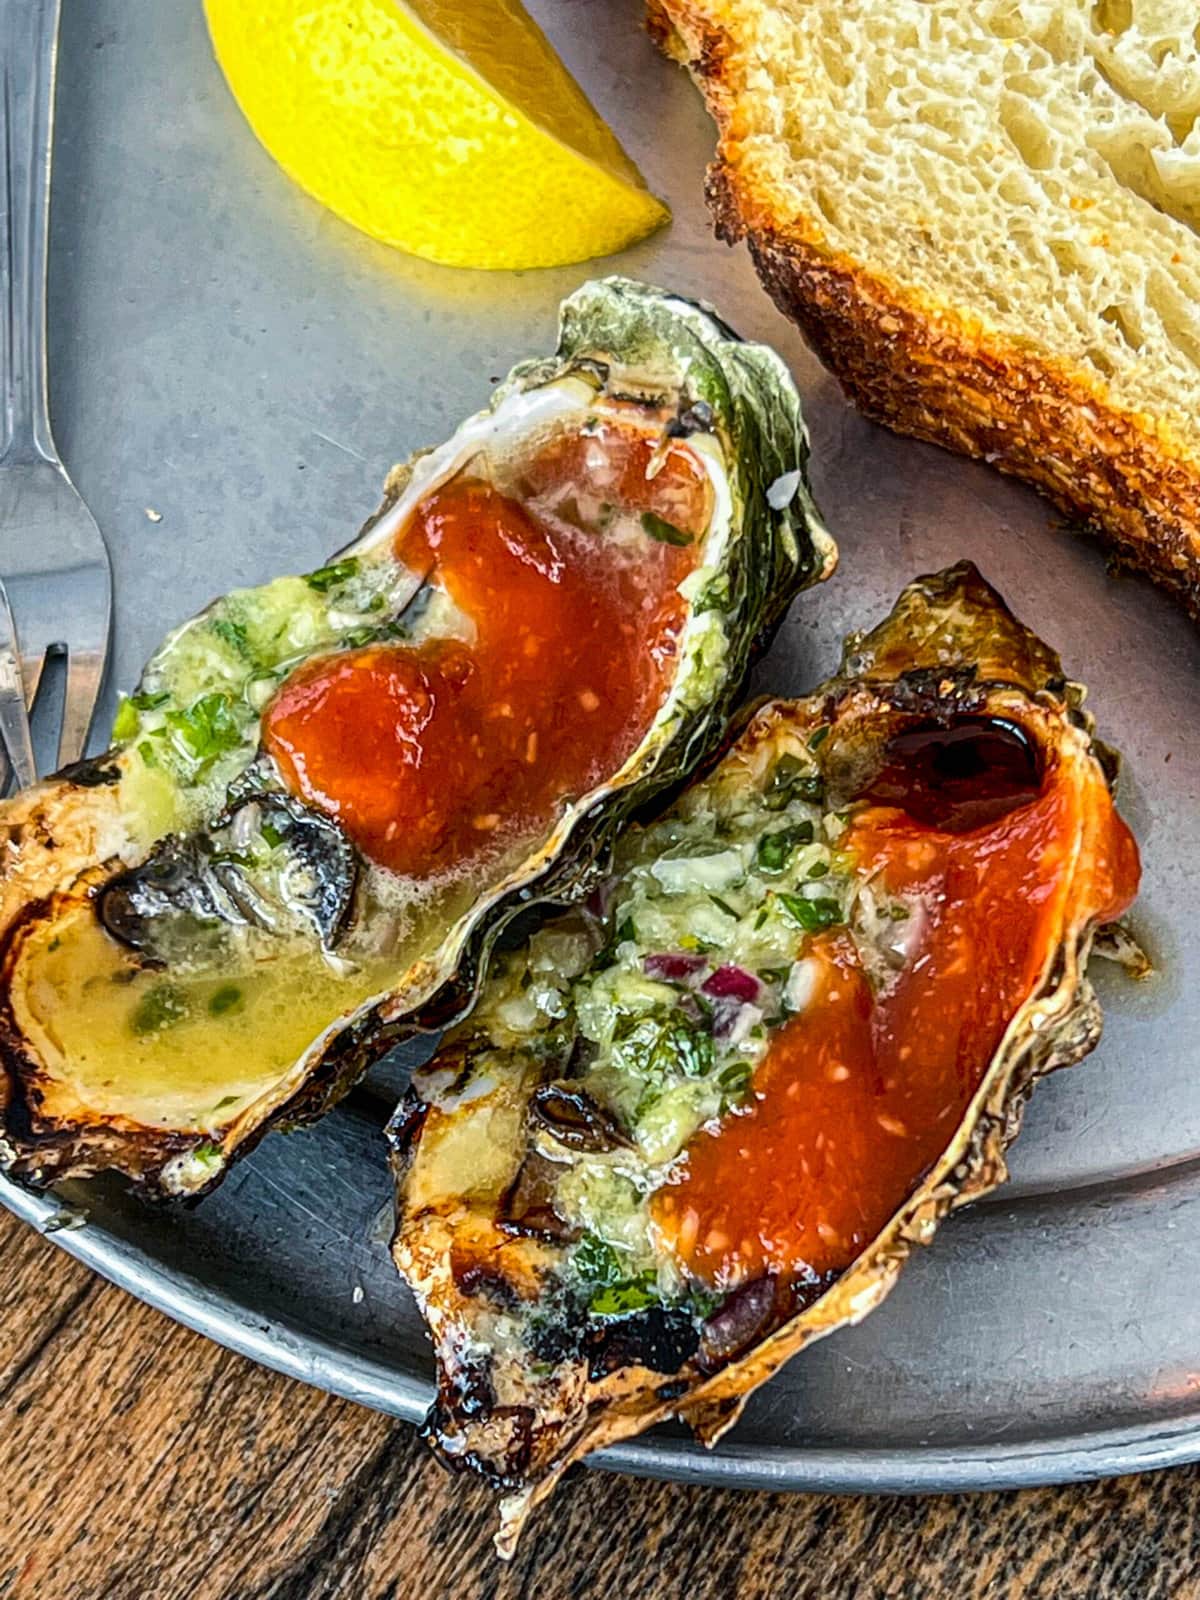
[5, 1170, 1198, 1495]
[9, 0, 1200, 1504]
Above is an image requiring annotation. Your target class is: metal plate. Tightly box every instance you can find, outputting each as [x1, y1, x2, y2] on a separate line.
[5, 0, 1200, 1495]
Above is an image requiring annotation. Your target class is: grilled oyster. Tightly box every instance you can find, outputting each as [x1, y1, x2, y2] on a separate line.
[0, 278, 834, 1197]
[388, 563, 1140, 1555]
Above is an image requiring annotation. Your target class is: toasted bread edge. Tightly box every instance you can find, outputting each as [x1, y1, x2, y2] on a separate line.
[649, 0, 1200, 613]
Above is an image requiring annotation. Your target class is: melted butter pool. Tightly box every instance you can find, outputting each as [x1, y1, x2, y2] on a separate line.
[16, 911, 411, 1132]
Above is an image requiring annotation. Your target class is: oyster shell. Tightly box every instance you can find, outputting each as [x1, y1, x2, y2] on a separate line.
[0, 278, 834, 1197]
[388, 563, 1140, 1555]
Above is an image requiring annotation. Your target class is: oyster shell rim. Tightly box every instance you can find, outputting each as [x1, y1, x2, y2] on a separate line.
[0, 276, 836, 1198]
[384, 561, 1138, 1556]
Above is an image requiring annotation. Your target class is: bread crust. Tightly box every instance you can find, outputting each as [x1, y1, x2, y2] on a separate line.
[649, 0, 1200, 612]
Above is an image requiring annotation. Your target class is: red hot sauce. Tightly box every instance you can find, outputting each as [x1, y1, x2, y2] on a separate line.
[653, 746, 1140, 1291]
[262, 424, 708, 878]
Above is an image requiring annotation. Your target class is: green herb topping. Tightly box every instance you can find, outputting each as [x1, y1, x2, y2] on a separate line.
[207, 984, 245, 1017]
[612, 1011, 715, 1084]
[131, 983, 189, 1036]
[164, 692, 245, 772]
[764, 753, 825, 809]
[211, 616, 251, 658]
[755, 820, 815, 874]
[572, 1233, 661, 1317]
[589, 1274, 659, 1317]
[775, 892, 843, 932]
[304, 556, 360, 592]
[112, 698, 139, 742]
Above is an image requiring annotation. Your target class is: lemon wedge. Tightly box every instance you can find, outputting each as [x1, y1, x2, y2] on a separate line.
[204, 0, 669, 270]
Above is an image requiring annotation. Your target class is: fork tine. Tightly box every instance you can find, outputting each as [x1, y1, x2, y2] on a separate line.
[0, 0, 112, 775]
[57, 641, 105, 767]
[54, 553, 111, 767]
[0, 579, 36, 787]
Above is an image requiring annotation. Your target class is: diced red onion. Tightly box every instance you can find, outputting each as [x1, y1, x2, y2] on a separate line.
[701, 964, 760, 1002]
[644, 952, 707, 982]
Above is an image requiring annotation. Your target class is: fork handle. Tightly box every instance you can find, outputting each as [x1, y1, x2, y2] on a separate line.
[0, 0, 60, 466]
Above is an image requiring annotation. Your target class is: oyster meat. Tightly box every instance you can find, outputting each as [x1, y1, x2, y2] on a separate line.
[388, 563, 1140, 1554]
[0, 278, 834, 1196]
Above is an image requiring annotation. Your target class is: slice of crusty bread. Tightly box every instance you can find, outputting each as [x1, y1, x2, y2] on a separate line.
[649, 0, 1200, 608]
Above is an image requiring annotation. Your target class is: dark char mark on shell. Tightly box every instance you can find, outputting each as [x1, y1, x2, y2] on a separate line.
[529, 1081, 634, 1153]
[585, 1306, 701, 1380]
[496, 1150, 580, 1244]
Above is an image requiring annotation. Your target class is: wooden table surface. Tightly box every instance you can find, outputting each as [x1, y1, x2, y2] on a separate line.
[3, 1204, 1197, 1600]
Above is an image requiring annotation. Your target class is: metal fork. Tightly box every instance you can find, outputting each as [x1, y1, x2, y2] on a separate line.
[0, 0, 111, 784]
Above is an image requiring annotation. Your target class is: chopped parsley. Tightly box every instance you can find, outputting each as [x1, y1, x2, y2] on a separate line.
[689, 1286, 724, 1321]
[164, 692, 244, 771]
[594, 913, 637, 970]
[304, 556, 360, 592]
[207, 984, 244, 1017]
[613, 1010, 714, 1083]
[694, 572, 731, 614]
[755, 820, 815, 874]
[775, 892, 842, 932]
[114, 687, 171, 740]
[589, 1273, 659, 1317]
[764, 753, 825, 809]
[339, 618, 409, 650]
[572, 1234, 660, 1317]
[131, 983, 189, 1036]
[130, 690, 170, 712]
[572, 1232, 624, 1287]
[211, 616, 251, 658]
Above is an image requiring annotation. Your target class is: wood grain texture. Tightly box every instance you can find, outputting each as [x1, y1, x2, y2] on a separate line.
[2, 1204, 1199, 1600]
